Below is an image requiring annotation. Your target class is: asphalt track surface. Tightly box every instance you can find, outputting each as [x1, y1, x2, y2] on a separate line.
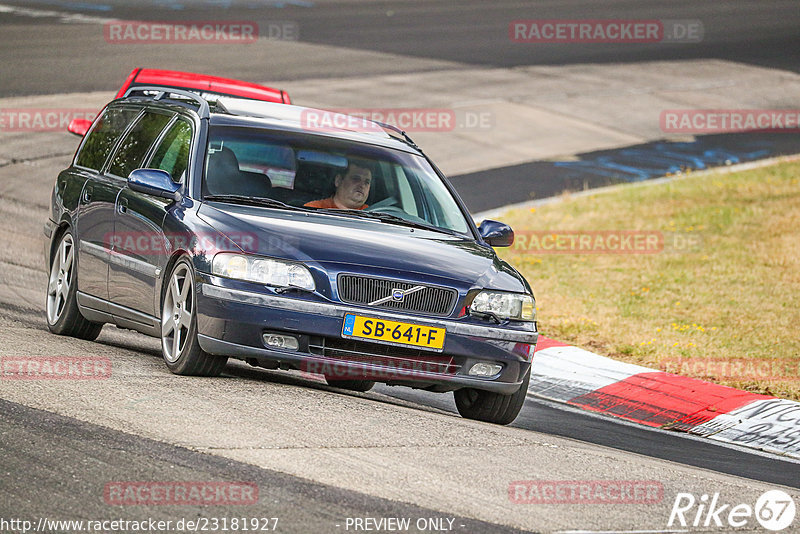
[1, 399, 526, 534]
[2, 1, 800, 532]
[0, 0, 799, 96]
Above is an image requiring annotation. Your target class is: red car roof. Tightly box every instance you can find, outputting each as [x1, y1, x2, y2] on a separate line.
[115, 68, 291, 104]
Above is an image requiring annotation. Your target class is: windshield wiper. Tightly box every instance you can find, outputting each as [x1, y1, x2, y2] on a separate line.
[203, 194, 311, 212]
[323, 209, 461, 236]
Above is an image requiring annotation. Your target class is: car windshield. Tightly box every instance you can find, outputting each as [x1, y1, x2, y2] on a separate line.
[203, 126, 471, 235]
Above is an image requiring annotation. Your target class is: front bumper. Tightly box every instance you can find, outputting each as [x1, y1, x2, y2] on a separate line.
[196, 275, 538, 394]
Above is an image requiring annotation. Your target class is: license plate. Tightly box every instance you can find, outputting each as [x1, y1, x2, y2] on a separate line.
[342, 313, 445, 350]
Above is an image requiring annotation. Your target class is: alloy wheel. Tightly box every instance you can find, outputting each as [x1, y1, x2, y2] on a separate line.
[161, 263, 194, 363]
[46, 233, 74, 325]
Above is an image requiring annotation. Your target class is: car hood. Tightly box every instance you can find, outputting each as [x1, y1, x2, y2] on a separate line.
[197, 202, 529, 293]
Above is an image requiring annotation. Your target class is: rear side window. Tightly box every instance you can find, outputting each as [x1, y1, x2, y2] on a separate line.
[149, 118, 193, 183]
[75, 108, 139, 171]
[108, 111, 173, 178]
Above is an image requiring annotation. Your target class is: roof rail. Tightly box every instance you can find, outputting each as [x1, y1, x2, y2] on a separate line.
[122, 85, 210, 119]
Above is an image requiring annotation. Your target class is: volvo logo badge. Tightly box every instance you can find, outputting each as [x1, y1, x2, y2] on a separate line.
[368, 285, 426, 306]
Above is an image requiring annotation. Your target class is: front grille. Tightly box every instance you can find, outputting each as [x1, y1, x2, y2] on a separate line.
[337, 274, 457, 316]
[309, 337, 460, 376]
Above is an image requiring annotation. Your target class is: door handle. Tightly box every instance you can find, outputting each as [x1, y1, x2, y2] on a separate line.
[82, 187, 92, 203]
[118, 198, 128, 214]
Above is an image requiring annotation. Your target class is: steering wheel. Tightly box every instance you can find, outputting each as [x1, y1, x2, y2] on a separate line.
[366, 199, 432, 227]
[366, 196, 399, 211]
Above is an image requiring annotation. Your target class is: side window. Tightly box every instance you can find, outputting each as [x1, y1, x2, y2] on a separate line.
[149, 119, 193, 183]
[108, 111, 173, 178]
[75, 108, 139, 171]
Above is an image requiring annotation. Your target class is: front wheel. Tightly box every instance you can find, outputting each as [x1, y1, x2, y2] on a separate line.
[453, 368, 530, 425]
[160, 258, 227, 376]
[46, 230, 103, 340]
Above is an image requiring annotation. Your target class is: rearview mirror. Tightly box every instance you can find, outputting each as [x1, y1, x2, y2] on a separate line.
[128, 169, 181, 201]
[296, 150, 348, 169]
[478, 219, 514, 247]
[67, 118, 92, 137]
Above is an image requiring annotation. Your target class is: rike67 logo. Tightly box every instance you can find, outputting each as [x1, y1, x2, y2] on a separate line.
[668, 490, 796, 531]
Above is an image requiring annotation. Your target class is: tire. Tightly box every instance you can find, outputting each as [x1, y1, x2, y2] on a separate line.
[453, 368, 530, 425]
[160, 258, 227, 376]
[46, 230, 103, 340]
[324, 377, 376, 392]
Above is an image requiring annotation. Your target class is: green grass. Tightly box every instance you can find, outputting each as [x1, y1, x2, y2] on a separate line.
[494, 160, 800, 400]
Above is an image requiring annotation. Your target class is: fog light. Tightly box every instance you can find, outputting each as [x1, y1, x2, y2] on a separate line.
[468, 362, 503, 377]
[262, 333, 299, 351]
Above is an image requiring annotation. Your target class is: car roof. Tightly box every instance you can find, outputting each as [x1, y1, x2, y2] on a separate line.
[112, 87, 424, 155]
[209, 97, 423, 154]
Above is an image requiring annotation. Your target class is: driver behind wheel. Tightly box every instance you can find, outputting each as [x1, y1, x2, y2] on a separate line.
[304, 159, 372, 210]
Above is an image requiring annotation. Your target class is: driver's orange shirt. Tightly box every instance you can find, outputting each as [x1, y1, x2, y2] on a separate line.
[304, 197, 368, 210]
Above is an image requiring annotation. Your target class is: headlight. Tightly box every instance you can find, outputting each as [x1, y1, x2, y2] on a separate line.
[212, 253, 315, 291]
[470, 291, 536, 322]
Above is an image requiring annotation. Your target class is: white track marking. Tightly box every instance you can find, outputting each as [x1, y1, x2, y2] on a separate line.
[0, 3, 115, 24]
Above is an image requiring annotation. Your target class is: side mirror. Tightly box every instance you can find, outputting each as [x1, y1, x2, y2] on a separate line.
[478, 219, 514, 247]
[128, 169, 181, 201]
[67, 118, 93, 137]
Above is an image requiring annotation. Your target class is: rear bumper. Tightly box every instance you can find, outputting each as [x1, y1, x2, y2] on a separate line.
[196, 276, 538, 394]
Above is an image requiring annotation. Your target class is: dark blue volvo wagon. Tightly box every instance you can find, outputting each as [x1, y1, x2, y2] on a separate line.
[44, 85, 538, 424]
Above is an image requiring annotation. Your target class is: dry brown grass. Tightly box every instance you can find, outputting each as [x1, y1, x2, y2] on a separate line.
[493, 160, 800, 400]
